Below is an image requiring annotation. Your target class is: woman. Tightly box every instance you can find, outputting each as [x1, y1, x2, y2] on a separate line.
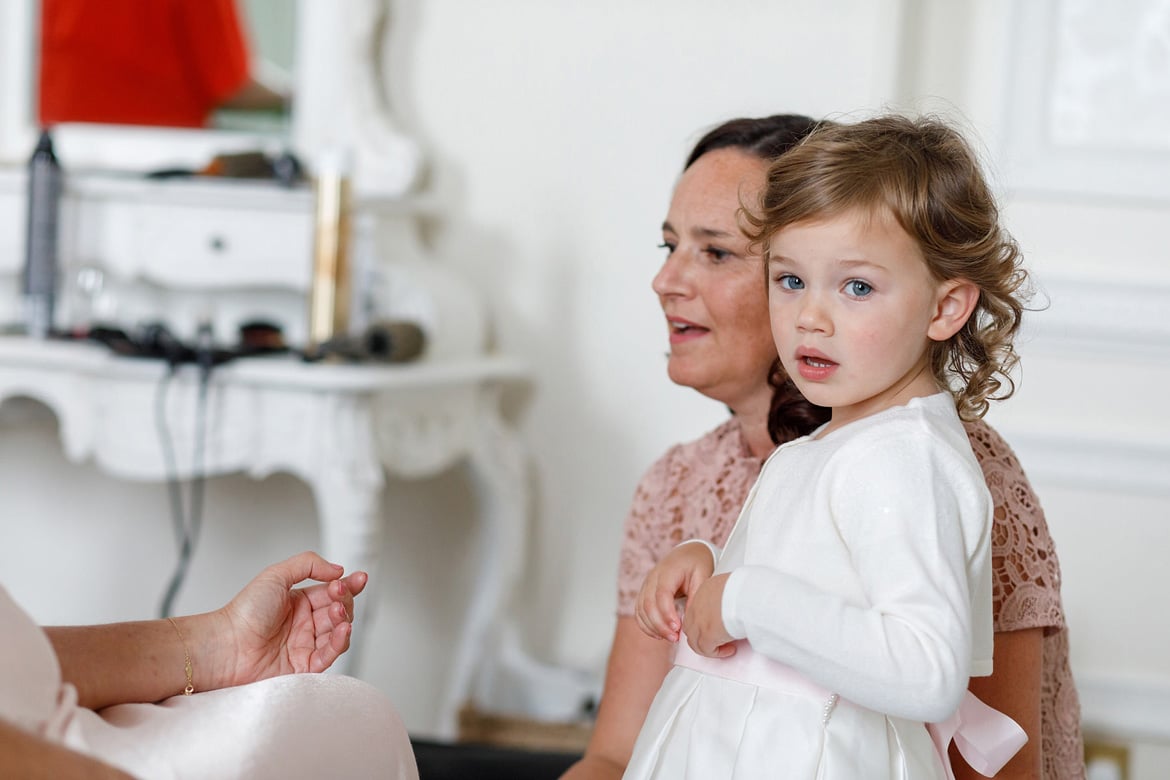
[561, 115, 1083, 780]
[1, 551, 418, 779]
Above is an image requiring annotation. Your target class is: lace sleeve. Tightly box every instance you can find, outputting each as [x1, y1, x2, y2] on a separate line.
[615, 421, 763, 616]
[964, 421, 1066, 634]
[616, 446, 684, 616]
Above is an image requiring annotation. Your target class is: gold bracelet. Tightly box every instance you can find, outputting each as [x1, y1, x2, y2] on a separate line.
[167, 617, 195, 696]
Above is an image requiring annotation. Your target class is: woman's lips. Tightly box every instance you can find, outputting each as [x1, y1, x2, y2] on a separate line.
[667, 318, 709, 344]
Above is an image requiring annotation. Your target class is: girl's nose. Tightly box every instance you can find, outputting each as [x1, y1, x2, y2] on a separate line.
[796, 294, 832, 335]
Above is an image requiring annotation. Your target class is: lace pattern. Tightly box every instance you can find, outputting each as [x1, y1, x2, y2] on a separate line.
[617, 419, 758, 615]
[965, 421, 1084, 779]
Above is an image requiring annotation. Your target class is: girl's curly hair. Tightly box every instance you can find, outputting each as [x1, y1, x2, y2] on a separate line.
[742, 114, 1029, 421]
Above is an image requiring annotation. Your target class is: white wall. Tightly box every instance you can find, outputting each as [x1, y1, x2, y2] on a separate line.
[394, 0, 906, 669]
[2, 1, 1168, 767]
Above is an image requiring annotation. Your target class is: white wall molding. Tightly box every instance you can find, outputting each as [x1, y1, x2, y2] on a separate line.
[1007, 431, 1170, 497]
[1078, 673, 1170, 743]
[1002, 0, 1170, 203]
[1000, 275, 1170, 496]
[1026, 275, 1170, 359]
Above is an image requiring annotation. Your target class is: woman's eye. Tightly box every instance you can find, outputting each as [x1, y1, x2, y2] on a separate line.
[845, 279, 873, 297]
[703, 246, 730, 262]
[657, 241, 675, 255]
[776, 274, 804, 290]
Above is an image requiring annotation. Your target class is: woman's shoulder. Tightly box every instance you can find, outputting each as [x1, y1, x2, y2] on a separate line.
[639, 417, 757, 487]
[961, 418, 1068, 633]
[678, 417, 753, 459]
[616, 418, 762, 614]
[961, 418, 1040, 513]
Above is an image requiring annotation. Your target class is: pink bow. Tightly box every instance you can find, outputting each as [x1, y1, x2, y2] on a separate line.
[928, 691, 1028, 779]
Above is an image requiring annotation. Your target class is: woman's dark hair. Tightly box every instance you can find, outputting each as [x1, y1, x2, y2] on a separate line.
[685, 114, 832, 445]
[767, 366, 831, 445]
[684, 114, 822, 170]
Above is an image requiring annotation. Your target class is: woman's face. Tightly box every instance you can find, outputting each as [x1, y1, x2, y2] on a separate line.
[653, 148, 776, 414]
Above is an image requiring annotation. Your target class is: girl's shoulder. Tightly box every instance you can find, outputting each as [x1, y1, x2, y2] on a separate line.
[814, 394, 974, 465]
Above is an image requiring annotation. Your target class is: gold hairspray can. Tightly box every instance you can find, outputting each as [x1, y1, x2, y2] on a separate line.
[306, 148, 353, 356]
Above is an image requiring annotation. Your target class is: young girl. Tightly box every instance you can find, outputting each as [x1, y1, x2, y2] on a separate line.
[625, 115, 1030, 779]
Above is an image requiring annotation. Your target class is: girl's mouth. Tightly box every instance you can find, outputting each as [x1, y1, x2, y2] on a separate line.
[794, 350, 838, 381]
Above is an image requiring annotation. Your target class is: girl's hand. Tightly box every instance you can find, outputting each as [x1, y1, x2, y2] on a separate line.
[634, 542, 715, 642]
[682, 573, 735, 658]
[217, 551, 368, 686]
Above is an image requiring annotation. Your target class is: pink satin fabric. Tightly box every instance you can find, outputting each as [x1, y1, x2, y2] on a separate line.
[927, 692, 1028, 779]
[673, 637, 1026, 778]
[674, 639, 835, 703]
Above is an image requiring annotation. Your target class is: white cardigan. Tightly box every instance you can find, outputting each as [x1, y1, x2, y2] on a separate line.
[718, 392, 994, 723]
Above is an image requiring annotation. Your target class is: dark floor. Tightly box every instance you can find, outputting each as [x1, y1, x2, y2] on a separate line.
[411, 737, 581, 780]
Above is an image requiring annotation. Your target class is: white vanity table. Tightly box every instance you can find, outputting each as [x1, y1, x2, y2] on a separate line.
[0, 0, 532, 738]
[0, 336, 530, 737]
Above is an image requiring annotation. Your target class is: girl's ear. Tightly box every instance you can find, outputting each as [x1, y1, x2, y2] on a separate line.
[928, 280, 979, 341]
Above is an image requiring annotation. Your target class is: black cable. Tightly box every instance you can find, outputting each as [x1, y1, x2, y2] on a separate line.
[156, 359, 213, 619]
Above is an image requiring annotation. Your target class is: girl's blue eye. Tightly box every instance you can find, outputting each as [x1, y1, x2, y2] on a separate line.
[845, 279, 873, 297]
[777, 274, 804, 290]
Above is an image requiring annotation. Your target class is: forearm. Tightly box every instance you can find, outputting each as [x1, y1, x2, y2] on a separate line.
[561, 617, 673, 779]
[0, 718, 135, 780]
[952, 628, 1043, 779]
[45, 611, 235, 710]
[723, 566, 969, 722]
[561, 753, 625, 780]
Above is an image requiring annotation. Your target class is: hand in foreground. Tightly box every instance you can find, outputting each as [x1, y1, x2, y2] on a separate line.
[218, 551, 368, 686]
[634, 542, 715, 643]
[682, 572, 735, 658]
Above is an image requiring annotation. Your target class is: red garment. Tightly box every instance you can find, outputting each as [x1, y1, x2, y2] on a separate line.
[38, 0, 251, 129]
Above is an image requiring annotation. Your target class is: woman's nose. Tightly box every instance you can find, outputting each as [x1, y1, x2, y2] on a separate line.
[652, 250, 692, 298]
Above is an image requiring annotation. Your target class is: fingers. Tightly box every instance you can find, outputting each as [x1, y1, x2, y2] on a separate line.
[635, 611, 672, 642]
[681, 573, 733, 657]
[309, 621, 352, 673]
[267, 551, 345, 589]
[711, 642, 737, 658]
[634, 579, 681, 642]
[685, 631, 736, 658]
[341, 570, 368, 597]
[329, 596, 351, 624]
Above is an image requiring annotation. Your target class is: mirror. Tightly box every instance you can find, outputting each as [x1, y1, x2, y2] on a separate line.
[36, 0, 295, 136]
[0, 0, 420, 196]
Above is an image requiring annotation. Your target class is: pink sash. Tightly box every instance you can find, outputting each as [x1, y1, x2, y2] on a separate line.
[674, 638, 1026, 778]
[675, 639, 835, 702]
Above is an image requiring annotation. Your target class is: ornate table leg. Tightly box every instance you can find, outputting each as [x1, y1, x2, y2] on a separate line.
[305, 395, 386, 676]
[433, 391, 529, 739]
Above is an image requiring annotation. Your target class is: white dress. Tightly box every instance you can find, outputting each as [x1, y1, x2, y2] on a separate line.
[624, 393, 994, 780]
[0, 584, 419, 780]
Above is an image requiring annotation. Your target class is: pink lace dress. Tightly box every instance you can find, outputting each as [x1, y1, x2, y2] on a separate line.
[618, 416, 1085, 780]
